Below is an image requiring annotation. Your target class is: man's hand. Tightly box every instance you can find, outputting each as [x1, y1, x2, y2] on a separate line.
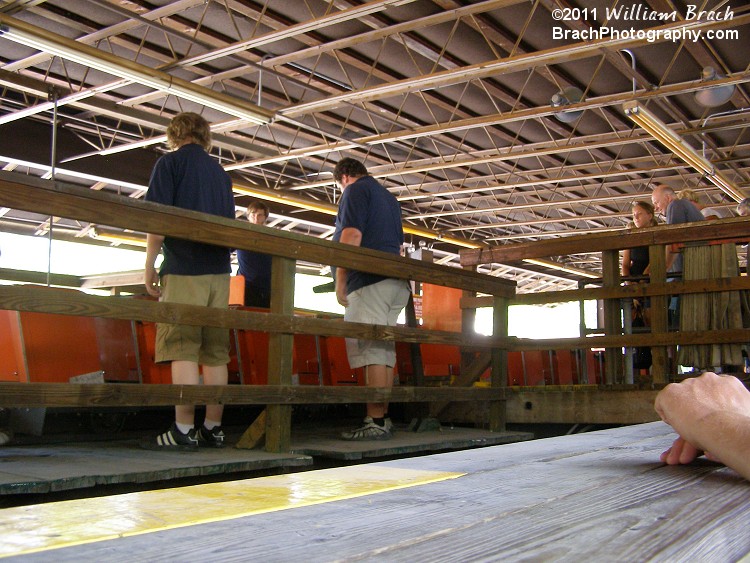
[144, 233, 164, 297]
[655, 372, 750, 469]
[144, 265, 161, 297]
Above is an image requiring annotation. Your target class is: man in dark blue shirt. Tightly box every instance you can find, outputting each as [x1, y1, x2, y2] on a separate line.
[332, 157, 410, 440]
[143, 112, 235, 450]
[651, 183, 705, 274]
[237, 200, 272, 308]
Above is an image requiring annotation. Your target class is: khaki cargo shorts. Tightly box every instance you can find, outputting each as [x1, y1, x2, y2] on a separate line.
[344, 278, 410, 368]
[155, 273, 230, 365]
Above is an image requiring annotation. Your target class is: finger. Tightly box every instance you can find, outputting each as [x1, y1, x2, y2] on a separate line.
[678, 441, 701, 464]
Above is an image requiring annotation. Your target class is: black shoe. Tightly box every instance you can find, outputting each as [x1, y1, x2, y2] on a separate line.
[140, 423, 199, 450]
[340, 417, 392, 441]
[197, 425, 226, 448]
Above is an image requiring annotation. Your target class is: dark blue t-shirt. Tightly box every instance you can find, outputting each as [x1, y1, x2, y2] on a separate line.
[333, 175, 403, 294]
[237, 249, 272, 291]
[666, 198, 704, 274]
[146, 143, 235, 275]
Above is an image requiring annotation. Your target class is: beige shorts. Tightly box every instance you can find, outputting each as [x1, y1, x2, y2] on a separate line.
[155, 274, 230, 365]
[344, 278, 411, 368]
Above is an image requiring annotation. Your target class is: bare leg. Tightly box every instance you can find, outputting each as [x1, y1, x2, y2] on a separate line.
[202, 364, 229, 424]
[171, 360, 200, 426]
[365, 364, 393, 419]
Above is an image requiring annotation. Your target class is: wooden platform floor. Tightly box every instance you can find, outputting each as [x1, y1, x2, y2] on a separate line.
[3, 422, 749, 561]
[0, 422, 531, 495]
[291, 420, 533, 460]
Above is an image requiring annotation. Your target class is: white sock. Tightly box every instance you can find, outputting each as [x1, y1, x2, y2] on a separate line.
[203, 419, 221, 430]
[175, 422, 193, 435]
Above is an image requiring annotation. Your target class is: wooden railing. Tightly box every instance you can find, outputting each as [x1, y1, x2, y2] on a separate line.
[3, 171, 742, 445]
[0, 171, 517, 451]
[460, 216, 749, 387]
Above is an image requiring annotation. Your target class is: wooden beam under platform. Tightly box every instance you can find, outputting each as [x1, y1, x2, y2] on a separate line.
[0, 383, 661, 424]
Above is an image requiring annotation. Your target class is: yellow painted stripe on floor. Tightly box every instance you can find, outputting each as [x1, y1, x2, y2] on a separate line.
[0, 466, 463, 558]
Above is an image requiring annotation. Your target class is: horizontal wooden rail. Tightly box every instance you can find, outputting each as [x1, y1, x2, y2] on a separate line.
[0, 284, 505, 347]
[510, 327, 749, 351]
[0, 171, 514, 297]
[0, 267, 81, 287]
[462, 276, 750, 308]
[460, 217, 749, 266]
[0, 382, 506, 408]
[2, 285, 744, 355]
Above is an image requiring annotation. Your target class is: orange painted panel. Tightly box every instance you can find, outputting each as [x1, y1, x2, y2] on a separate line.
[229, 275, 245, 306]
[421, 284, 462, 332]
[519, 351, 552, 386]
[326, 336, 363, 386]
[553, 349, 579, 385]
[20, 311, 101, 383]
[134, 321, 172, 384]
[395, 341, 413, 384]
[584, 349, 604, 384]
[93, 318, 139, 383]
[294, 334, 329, 386]
[420, 343, 461, 378]
[0, 310, 24, 382]
[507, 351, 524, 386]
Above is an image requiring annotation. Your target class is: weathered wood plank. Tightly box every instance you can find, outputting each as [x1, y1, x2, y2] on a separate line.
[505, 388, 660, 424]
[39, 423, 750, 562]
[0, 171, 514, 296]
[0, 267, 81, 287]
[0, 382, 508, 407]
[462, 276, 750, 308]
[265, 256, 295, 453]
[0, 284, 506, 347]
[0, 383, 661, 425]
[649, 243, 669, 383]
[460, 216, 750, 265]
[509, 328, 750, 351]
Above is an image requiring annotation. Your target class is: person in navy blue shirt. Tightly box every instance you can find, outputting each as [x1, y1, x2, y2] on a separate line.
[332, 157, 410, 441]
[143, 112, 235, 450]
[237, 201, 272, 308]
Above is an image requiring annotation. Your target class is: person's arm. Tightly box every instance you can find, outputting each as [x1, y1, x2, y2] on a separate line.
[335, 227, 362, 307]
[145, 233, 164, 297]
[654, 372, 750, 480]
[664, 245, 678, 271]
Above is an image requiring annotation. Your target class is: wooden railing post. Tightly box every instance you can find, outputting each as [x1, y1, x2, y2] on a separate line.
[490, 295, 508, 432]
[460, 264, 478, 376]
[264, 255, 296, 453]
[602, 249, 622, 384]
[649, 244, 668, 384]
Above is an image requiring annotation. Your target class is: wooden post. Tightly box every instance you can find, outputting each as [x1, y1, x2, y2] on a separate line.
[489, 295, 508, 432]
[460, 265, 478, 377]
[649, 244, 668, 384]
[601, 249, 622, 384]
[264, 256, 295, 453]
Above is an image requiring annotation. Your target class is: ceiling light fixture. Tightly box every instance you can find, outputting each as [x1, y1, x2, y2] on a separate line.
[623, 101, 745, 202]
[0, 15, 272, 125]
[694, 66, 736, 107]
[551, 87, 585, 123]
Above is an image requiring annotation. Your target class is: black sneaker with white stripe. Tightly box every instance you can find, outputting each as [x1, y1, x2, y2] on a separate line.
[140, 423, 199, 450]
[197, 425, 226, 448]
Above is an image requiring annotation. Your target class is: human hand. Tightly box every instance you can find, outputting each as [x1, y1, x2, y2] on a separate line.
[335, 270, 348, 307]
[336, 284, 348, 307]
[655, 372, 750, 466]
[655, 372, 750, 429]
[144, 266, 161, 297]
